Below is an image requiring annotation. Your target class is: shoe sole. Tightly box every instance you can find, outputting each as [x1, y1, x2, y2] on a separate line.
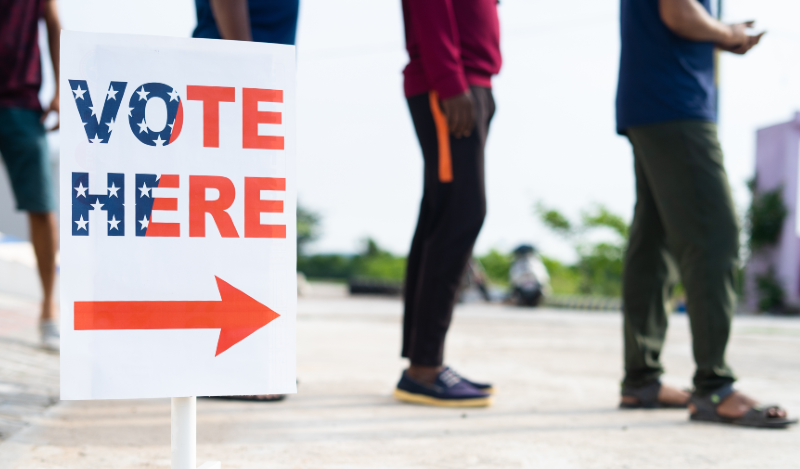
[393, 389, 492, 407]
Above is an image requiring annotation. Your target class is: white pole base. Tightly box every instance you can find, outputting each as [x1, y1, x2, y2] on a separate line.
[197, 462, 222, 469]
[171, 396, 222, 469]
[172, 397, 196, 469]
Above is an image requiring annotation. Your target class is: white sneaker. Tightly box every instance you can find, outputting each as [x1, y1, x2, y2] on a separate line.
[40, 320, 60, 352]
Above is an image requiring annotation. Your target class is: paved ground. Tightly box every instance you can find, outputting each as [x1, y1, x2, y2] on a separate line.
[0, 294, 59, 445]
[0, 284, 799, 468]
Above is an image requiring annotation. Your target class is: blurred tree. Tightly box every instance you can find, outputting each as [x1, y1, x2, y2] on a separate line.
[478, 250, 512, 285]
[540, 256, 581, 294]
[351, 237, 406, 281]
[746, 183, 786, 251]
[298, 237, 407, 282]
[297, 202, 321, 257]
[746, 179, 788, 311]
[536, 203, 629, 297]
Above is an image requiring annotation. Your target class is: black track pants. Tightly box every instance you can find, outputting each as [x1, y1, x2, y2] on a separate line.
[401, 86, 495, 367]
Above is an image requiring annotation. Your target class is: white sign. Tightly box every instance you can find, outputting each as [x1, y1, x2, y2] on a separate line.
[59, 31, 297, 400]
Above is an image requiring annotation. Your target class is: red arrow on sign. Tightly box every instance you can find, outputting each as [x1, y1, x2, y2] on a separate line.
[74, 276, 280, 356]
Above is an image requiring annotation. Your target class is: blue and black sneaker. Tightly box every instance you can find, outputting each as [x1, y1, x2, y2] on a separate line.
[394, 368, 492, 407]
[444, 367, 494, 394]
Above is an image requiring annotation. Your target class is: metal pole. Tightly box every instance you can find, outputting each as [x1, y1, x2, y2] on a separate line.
[171, 397, 196, 469]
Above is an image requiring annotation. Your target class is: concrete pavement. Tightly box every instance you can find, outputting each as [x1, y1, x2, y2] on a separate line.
[0, 284, 798, 468]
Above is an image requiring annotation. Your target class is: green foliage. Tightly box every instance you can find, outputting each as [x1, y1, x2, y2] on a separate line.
[575, 242, 624, 296]
[297, 203, 321, 256]
[536, 202, 573, 237]
[351, 238, 406, 281]
[541, 256, 581, 294]
[747, 185, 787, 251]
[298, 237, 406, 282]
[297, 254, 352, 280]
[756, 268, 784, 312]
[582, 206, 629, 239]
[536, 202, 628, 297]
[478, 250, 513, 285]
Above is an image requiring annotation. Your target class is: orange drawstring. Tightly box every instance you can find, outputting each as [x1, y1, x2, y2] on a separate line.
[428, 91, 453, 183]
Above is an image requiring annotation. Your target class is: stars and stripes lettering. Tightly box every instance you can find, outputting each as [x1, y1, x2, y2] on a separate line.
[72, 174, 286, 239]
[128, 83, 184, 147]
[68, 80, 284, 150]
[72, 172, 125, 236]
[136, 174, 180, 237]
[68, 80, 128, 144]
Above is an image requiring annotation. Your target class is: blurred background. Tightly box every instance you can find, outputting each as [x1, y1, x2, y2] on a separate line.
[2, 0, 799, 307]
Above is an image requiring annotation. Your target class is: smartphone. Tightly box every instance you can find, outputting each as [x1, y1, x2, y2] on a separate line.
[745, 27, 766, 37]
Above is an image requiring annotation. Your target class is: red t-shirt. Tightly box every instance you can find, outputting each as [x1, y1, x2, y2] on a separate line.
[402, 0, 502, 100]
[0, 0, 45, 111]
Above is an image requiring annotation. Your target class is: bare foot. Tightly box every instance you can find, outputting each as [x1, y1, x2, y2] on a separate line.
[621, 383, 689, 407]
[688, 391, 787, 419]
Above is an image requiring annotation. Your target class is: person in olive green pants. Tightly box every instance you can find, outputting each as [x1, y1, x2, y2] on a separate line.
[616, 0, 795, 427]
[622, 121, 738, 395]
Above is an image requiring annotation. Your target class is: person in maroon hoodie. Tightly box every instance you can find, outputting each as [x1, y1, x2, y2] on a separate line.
[393, 0, 501, 407]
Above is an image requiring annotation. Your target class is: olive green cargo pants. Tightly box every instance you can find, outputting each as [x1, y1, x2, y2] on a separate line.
[623, 120, 738, 396]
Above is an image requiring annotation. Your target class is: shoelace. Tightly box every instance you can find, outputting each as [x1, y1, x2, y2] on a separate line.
[439, 369, 461, 388]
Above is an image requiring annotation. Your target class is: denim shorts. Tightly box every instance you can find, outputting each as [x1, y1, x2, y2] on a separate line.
[0, 107, 55, 213]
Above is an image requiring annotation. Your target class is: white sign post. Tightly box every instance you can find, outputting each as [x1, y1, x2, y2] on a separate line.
[59, 31, 297, 468]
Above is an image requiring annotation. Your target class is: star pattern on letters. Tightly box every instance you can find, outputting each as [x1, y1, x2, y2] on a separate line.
[137, 118, 148, 134]
[90, 198, 104, 211]
[136, 86, 149, 101]
[71, 85, 86, 100]
[107, 182, 120, 198]
[139, 182, 151, 198]
[74, 215, 88, 231]
[89, 104, 99, 117]
[153, 135, 166, 146]
[90, 134, 103, 144]
[168, 89, 180, 102]
[106, 117, 116, 133]
[139, 215, 149, 230]
[106, 85, 118, 101]
[108, 215, 121, 230]
[74, 182, 87, 198]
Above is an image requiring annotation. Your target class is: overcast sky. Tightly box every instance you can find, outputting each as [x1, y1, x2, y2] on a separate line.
[45, 0, 800, 261]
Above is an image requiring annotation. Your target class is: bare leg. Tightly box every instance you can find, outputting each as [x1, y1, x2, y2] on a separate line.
[407, 365, 444, 385]
[28, 212, 58, 322]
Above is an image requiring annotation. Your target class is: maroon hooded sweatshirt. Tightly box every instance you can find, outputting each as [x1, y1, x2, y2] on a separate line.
[402, 0, 502, 100]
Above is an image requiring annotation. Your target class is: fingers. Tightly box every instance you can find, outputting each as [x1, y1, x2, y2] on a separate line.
[40, 108, 60, 131]
[729, 33, 762, 55]
[460, 99, 475, 138]
[441, 92, 476, 139]
[446, 101, 463, 136]
[454, 98, 474, 138]
[451, 104, 472, 138]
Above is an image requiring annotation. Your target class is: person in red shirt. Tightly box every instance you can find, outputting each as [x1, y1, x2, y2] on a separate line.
[0, 0, 62, 351]
[394, 0, 501, 407]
